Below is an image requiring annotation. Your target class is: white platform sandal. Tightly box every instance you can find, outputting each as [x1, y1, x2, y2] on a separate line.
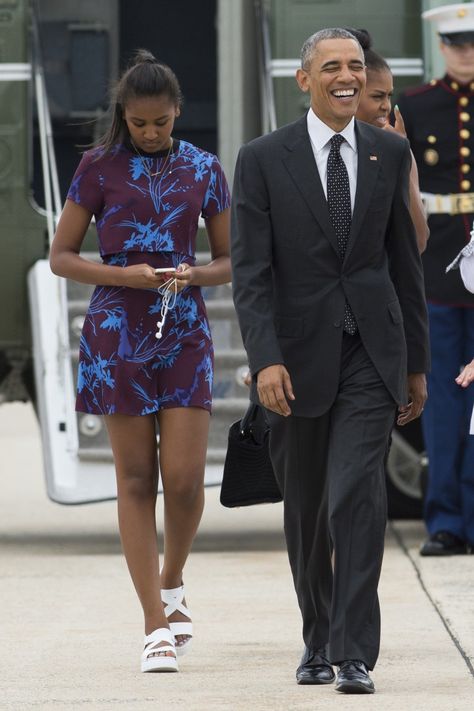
[141, 627, 178, 673]
[161, 585, 193, 656]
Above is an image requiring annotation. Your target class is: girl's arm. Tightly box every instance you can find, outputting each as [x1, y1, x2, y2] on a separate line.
[175, 208, 231, 289]
[386, 107, 430, 254]
[50, 200, 167, 290]
[407, 153, 430, 254]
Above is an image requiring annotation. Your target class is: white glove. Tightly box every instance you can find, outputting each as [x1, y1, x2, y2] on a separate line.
[460, 254, 474, 294]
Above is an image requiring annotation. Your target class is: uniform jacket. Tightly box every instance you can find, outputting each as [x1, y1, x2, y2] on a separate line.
[231, 115, 430, 417]
[398, 75, 474, 305]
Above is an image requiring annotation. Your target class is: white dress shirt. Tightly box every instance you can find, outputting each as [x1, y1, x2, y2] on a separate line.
[306, 108, 358, 213]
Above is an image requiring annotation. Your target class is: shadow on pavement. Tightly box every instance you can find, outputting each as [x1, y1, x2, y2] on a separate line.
[0, 529, 287, 556]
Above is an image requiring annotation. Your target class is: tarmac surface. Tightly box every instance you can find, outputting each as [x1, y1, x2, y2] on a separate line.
[1, 402, 473, 710]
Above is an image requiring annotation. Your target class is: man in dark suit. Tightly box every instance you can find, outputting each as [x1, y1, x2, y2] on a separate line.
[231, 28, 429, 694]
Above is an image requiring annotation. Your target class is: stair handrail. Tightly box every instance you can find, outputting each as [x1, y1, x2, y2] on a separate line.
[31, 0, 62, 246]
[254, 0, 277, 134]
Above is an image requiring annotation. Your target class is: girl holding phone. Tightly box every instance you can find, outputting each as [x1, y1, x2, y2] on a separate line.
[50, 50, 231, 673]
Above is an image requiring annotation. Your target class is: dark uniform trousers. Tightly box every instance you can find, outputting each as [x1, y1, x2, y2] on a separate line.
[398, 75, 474, 544]
[268, 331, 396, 671]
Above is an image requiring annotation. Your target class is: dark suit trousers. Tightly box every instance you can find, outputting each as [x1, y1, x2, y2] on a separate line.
[268, 332, 396, 670]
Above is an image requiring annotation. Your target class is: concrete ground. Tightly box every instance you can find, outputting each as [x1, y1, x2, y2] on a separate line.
[0, 402, 473, 710]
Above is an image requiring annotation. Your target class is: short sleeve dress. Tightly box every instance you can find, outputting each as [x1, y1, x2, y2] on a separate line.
[67, 139, 230, 416]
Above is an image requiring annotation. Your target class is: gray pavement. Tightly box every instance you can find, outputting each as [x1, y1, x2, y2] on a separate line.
[1, 402, 473, 710]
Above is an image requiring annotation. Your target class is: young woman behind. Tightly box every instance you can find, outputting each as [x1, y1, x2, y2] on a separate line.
[49, 50, 231, 673]
[350, 28, 429, 253]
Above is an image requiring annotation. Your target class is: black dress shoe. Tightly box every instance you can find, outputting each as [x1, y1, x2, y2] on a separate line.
[335, 660, 375, 694]
[420, 531, 468, 556]
[296, 646, 335, 685]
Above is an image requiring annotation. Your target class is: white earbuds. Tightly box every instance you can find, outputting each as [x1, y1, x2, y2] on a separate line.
[155, 277, 178, 340]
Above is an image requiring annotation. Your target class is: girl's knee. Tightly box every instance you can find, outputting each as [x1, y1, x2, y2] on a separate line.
[118, 466, 158, 502]
[163, 469, 204, 505]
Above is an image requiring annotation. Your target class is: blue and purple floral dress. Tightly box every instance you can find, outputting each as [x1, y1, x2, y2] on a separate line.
[67, 139, 230, 416]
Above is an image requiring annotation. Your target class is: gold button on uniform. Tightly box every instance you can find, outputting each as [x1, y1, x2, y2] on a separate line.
[460, 97, 469, 107]
[461, 164, 471, 174]
[460, 112, 471, 122]
[461, 146, 471, 157]
[427, 135, 437, 144]
[451, 81, 460, 90]
[460, 128, 470, 139]
[424, 148, 439, 165]
[461, 180, 471, 191]
[471, 82, 474, 91]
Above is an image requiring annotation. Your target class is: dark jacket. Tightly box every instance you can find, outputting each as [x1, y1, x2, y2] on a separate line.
[231, 115, 430, 417]
[398, 75, 474, 305]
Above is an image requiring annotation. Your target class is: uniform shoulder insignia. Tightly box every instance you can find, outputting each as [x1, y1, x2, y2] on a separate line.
[402, 81, 438, 98]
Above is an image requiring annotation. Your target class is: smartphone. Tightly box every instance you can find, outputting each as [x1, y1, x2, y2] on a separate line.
[154, 267, 177, 274]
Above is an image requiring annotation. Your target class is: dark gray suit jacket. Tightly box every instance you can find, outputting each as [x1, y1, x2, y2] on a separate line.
[231, 115, 430, 418]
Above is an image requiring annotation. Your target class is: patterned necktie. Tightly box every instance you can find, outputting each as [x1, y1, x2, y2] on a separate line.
[327, 134, 357, 335]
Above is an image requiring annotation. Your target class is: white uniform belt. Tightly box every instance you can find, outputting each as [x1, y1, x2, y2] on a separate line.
[421, 191, 474, 216]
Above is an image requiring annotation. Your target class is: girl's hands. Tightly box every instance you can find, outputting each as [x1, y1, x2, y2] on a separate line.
[456, 359, 474, 388]
[392, 105, 407, 138]
[118, 262, 194, 292]
[174, 263, 195, 292]
[383, 105, 407, 138]
[120, 264, 170, 289]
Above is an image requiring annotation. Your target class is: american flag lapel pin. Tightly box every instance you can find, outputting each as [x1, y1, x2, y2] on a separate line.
[369, 155, 378, 161]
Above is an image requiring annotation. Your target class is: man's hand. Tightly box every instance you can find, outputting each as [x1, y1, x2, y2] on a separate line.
[257, 364, 295, 417]
[397, 373, 427, 426]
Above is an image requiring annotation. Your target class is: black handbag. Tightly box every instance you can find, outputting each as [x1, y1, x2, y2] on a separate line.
[220, 402, 282, 507]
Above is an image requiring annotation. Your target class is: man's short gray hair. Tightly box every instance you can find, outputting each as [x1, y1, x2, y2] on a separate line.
[300, 28, 362, 70]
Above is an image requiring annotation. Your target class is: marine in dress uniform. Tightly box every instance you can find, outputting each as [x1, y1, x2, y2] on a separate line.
[397, 3, 474, 555]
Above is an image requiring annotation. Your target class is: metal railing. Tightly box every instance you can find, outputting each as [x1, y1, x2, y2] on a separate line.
[255, 0, 277, 134]
[32, 0, 62, 246]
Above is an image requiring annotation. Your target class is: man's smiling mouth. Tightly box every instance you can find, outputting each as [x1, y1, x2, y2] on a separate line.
[332, 89, 356, 98]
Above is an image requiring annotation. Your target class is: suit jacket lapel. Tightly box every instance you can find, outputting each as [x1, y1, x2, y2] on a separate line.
[281, 117, 340, 257]
[344, 120, 380, 262]
[281, 116, 381, 259]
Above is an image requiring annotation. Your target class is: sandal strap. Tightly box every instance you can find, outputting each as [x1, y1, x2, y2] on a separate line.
[143, 627, 176, 661]
[169, 622, 193, 637]
[144, 626, 175, 648]
[161, 585, 192, 619]
[142, 643, 176, 662]
[144, 643, 175, 656]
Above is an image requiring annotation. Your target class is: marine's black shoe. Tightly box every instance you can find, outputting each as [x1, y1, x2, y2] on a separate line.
[420, 531, 468, 556]
[296, 646, 335, 685]
[335, 660, 375, 694]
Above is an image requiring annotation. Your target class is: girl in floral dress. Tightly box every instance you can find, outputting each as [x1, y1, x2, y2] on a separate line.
[50, 50, 231, 673]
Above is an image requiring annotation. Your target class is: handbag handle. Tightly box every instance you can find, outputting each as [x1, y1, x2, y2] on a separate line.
[240, 402, 260, 434]
[240, 402, 269, 446]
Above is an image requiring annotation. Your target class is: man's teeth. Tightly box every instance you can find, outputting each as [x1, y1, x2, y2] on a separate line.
[333, 90, 355, 97]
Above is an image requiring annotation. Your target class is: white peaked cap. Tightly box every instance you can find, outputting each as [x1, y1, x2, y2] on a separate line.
[422, 3, 474, 33]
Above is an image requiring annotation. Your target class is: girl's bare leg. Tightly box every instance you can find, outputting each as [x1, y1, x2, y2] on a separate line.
[104, 413, 171, 657]
[158, 407, 210, 645]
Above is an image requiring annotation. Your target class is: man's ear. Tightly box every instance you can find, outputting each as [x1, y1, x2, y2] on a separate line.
[296, 68, 310, 93]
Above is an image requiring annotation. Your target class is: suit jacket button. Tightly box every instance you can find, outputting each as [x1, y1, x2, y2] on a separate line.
[334, 320, 342, 328]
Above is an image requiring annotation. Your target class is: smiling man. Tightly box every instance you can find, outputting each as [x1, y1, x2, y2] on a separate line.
[231, 28, 430, 694]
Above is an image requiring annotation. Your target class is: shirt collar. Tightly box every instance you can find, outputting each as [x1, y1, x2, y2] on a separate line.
[307, 108, 357, 153]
